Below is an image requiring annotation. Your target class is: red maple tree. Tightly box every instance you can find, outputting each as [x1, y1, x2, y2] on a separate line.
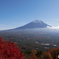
[0, 38, 24, 59]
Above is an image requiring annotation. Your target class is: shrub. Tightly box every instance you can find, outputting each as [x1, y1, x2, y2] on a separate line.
[0, 38, 24, 59]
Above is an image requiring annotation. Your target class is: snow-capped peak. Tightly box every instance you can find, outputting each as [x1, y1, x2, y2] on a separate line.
[32, 20, 42, 23]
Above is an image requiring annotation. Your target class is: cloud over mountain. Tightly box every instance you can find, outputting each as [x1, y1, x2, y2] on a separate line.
[47, 26, 59, 29]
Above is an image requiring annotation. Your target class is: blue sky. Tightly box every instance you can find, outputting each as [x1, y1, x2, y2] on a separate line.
[0, 0, 59, 30]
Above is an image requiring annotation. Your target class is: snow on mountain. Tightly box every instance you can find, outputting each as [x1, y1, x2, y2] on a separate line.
[32, 20, 42, 23]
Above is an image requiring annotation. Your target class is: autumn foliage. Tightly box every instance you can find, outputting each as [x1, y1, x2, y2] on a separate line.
[40, 52, 52, 59]
[0, 38, 24, 59]
[1, 37, 59, 59]
[48, 48, 59, 59]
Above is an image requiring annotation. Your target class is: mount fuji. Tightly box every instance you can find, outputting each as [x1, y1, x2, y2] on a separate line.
[14, 20, 51, 30]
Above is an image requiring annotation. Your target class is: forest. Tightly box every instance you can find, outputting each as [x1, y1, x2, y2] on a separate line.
[0, 30, 59, 59]
[0, 38, 59, 59]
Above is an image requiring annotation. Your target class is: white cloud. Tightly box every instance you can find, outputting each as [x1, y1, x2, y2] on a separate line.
[47, 26, 59, 29]
[0, 28, 12, 30]
[0, 24, 13, 30]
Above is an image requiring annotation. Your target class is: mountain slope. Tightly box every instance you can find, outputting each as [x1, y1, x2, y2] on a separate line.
[14, 20, 51, 30]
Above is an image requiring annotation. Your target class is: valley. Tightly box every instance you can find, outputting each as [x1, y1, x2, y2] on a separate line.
[0, 30, 59, 51]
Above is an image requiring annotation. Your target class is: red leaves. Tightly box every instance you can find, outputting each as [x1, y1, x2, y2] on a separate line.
[0, 38, 24, 59]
